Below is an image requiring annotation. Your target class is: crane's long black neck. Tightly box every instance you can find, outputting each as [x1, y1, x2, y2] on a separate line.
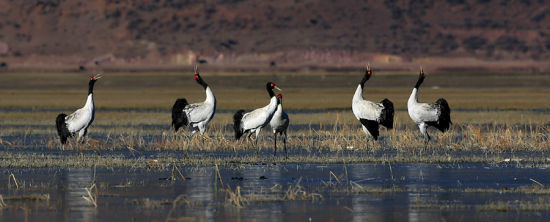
[266, 83, 275, 98]
[360, 70, 371, 89]
[88, 79, 97, 95]
[195, 74, 208, 89]
[415, 74, 425, 89]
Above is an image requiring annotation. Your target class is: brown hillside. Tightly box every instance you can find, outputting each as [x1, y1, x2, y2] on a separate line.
[1, 0, 550, 71]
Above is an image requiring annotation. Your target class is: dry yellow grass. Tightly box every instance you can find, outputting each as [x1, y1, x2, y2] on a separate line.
[0, 71, 549, 158]
[7, 110, 540, 154]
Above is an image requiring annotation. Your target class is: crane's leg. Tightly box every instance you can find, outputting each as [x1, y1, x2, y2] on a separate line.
[189, 130, 200, 150]
[199, 134, 205, 150]
[362, 126, 370, 150]
[424, 132, 431, 152]
[64, 132, 76, 151]
[200, 131, 205, 149]
[78, 129, 88, 145]
[273, 132, 277, 157]
[246, 131, 253, 150]
[198, 123, 206, 135]
[283, 131, 288, 159]
[419, 123, 430, 148]
[182, 131, 190, 158]
[198, 123, 207, 149]
[255, 128, 261, 155]
[179, 130, 190, 154]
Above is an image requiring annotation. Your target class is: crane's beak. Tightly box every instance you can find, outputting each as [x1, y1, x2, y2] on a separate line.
[91, 73, 102, 80]
[274, 86, 282, 91]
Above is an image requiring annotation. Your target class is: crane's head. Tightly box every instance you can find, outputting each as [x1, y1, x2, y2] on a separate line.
[193, 64, 200, 80]
[276, 94, 283, 104]
[366, 64, 373, 77]
[266, 82, 282, 98]
[360, 63, 372, 87]
[415, 66, 425, 89]
[88, 74, 101, 94]
[90, 73, 102, 81]
[268, 82, 282, 91]
[192, 65, 209, 89]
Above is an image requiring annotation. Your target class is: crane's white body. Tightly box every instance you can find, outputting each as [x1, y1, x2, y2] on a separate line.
[408, 88, 440, 136]
[233, 82, 281, 153]
[241, 96, 278, 138]
[268, 100, 290, 157]
[183, 86, 216, 135]
[269, 103, 289, 134]
[57, 75, 100, 145]
[172, 71, 216, 136]
[407, 71, 451, 141]
[352, 84, 384, 136]
[65, 94, 95, 140]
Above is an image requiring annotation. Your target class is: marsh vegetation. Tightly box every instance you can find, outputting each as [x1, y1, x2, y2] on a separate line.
[0, 71, 549, 220]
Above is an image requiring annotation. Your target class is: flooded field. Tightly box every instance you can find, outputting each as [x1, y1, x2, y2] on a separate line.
[0, 108, 549, 221]
[1, 163, 550, 221]
[0, 72, 549, 220]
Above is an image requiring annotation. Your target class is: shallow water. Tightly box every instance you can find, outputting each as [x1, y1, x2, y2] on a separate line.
[1, 108, 549, 221]
[1, 163, 549, 221]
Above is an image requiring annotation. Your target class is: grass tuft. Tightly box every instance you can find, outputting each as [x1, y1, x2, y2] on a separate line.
[82, 183, 98, 208]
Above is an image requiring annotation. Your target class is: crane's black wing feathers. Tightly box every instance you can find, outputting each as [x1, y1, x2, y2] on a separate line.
[426, 98, 451, 132]
[379, 98, 394, 129]
[56, 113, 71, 144]
[233, 110, 246, 139]
[360, 118, 380, 140]
[172, 98, 189, 132]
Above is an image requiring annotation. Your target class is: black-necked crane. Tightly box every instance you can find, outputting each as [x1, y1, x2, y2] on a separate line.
[171, 66, 216, 137]
[269, 94, 289, 157]
[407, 68, 451, 142]
[233, 82, 282, 152]
[351, 65, 394, 146]
[56, 74, 102, 145]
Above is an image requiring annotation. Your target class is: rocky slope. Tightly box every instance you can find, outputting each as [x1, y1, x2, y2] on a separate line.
[1, 0, 550, 71]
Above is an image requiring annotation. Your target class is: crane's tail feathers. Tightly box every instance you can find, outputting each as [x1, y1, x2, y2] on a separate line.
[172, 98, 189, 132]
[380, 98, 394, 129]
[360, 118, 379, 140]
[233, 110, 246, 140]
[56, 113, 71, 144]
[435, 98, 452, 132]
